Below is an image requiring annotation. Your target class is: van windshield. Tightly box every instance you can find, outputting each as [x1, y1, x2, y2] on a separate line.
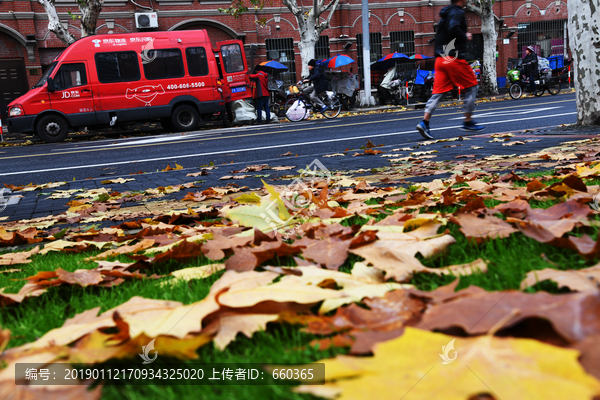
[34, 62, 57, 88]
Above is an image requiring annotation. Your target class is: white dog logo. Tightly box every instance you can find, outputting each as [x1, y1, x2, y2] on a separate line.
[125, 84, 165, 106]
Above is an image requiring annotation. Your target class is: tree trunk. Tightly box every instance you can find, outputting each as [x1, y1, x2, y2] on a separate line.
[80, 0, 104, 38]
[467, 0, 498, 95]
[37, 0, 76, 45]
[568, 0, 600, 125]
[478, 3, 498, 95]
[297, 13, 319, 78]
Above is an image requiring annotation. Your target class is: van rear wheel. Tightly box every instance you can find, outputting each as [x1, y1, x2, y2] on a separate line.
[171, 105, 199, 132]
[36, 114, 69, 143]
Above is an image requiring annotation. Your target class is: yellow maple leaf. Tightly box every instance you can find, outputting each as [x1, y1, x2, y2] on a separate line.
[296, 327, 600, 400]
[261, 180, 291, 222]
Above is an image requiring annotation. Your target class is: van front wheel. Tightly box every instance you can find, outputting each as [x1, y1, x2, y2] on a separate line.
[36, 114, 70, 143]
[171, 105, 199, 132]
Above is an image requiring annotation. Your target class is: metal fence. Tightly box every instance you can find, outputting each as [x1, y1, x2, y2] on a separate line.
[315, 36, 330, 61]
[517, 19, 568, 59]
[356, 32, 382, 87]
[265, 38, 297, 86]
[390, 31, 415, 56]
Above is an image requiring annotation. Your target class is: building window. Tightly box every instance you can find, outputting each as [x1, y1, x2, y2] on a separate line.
[143, 49, 185, 80]
[186, 47, 209, 76]
[95, 52, 141, 83]
[356, 33, 382, 87]
[518, 19, 568, 58]
[315, 36, 330, 61]
[266, 38, 296, 86]
[390, 31, 415, 56]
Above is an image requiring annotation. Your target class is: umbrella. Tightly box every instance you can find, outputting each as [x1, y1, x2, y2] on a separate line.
[319, 55, 355, 69]
[372, 52, 411, 71]
[255, 60, 288, 72]
[410, 54, 433, 60]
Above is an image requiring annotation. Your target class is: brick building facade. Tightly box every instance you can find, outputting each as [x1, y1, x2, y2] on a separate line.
[0, 0, 570, 118]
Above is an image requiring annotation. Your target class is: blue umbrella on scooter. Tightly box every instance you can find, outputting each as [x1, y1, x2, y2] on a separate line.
[372, 53, 411, 71]
[318, 55, 355, 69]
[255, 60, 289, 73]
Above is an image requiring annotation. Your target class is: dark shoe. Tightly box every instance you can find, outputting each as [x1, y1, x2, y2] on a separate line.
[320, 106, 329, 113]
[460, 121, 485, 132]
[416, 121, 433, 139]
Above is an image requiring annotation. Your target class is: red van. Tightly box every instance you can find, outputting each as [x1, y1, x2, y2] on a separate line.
[6, 30, 250, 142]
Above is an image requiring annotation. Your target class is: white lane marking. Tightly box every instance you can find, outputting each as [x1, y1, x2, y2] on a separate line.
[449, 106, 563, 120]
[3, 111, 577, 177]
[53, 122, 306, 151]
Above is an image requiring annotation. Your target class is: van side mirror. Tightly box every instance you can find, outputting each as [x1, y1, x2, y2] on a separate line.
[47, 77, 55, 93]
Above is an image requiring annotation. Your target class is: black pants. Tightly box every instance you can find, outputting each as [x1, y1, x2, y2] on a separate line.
[529, 73, 537, 93]
[255, 96, 270, 122]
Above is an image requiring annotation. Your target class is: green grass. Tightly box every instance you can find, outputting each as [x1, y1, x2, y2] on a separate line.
[2, 167, 599, 399]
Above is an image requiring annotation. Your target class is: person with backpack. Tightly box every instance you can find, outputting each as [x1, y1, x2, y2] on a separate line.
[416, 0, 485, 139]
[248, 67, 271, 124]
[302, 59, 328, 112]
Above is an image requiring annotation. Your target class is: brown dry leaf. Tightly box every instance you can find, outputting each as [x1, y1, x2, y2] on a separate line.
[182, 191, 207, 202]
[289, 288, 426, 354]
[86, 239, 155, 261]
[417, 289, 600, 343]
[219, 266, 403, 314]
[212, 313, 279, 350]
[350, 221, 459, 282]
[186, 170, 209, 177]
[521, 264, 600, 292]
[153, 240, 204, 264]
[0, 246, 39, 266]
[300, 237, 350, 270]
[449, 213, 517, 243]
[201, 233, 252, 260]
[166, 264, 225, 284]
[0, 283, 47, 307]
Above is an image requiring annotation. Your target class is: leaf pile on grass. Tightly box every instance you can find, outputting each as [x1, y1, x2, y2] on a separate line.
[2, 156, 600, 398]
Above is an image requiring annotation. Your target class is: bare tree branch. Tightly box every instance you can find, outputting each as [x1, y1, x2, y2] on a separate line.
[320, 0, 339, 16]
[283, 0, 302, 16]
[317, 0, 340, 34]
[38, 0, 77, 45]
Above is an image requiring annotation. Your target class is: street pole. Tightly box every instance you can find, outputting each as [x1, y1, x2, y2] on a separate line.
[361, 0, 374, 106]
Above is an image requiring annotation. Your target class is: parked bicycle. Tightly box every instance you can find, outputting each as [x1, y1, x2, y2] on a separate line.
[284, 84, 342, 122]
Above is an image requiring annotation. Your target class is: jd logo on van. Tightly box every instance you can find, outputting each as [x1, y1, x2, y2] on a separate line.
[61, 90, 81, 99]
[125, 84, 165, 106]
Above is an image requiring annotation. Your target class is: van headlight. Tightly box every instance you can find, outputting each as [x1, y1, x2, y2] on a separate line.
[9, 106, 22, 117]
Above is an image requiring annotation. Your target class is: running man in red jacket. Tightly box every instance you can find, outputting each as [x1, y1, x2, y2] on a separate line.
[248, 68, 271, 124]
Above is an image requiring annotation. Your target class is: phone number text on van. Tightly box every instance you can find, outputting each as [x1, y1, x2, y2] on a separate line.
[167, 82, 206, 90]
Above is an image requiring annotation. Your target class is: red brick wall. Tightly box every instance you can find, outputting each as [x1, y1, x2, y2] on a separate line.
[0, 0, 572, 88]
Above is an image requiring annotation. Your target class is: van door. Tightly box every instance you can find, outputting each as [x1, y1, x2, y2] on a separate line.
[48, 61, 96, 127]
[215, 40, 250, 102]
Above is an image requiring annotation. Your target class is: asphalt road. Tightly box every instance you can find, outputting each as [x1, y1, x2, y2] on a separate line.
[0, 93, 578, 186]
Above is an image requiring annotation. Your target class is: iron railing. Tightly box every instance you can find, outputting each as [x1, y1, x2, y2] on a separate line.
[265, 38, 297, 86]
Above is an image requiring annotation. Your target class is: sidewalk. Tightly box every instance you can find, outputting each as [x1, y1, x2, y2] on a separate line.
[1, 123, 596, 226]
